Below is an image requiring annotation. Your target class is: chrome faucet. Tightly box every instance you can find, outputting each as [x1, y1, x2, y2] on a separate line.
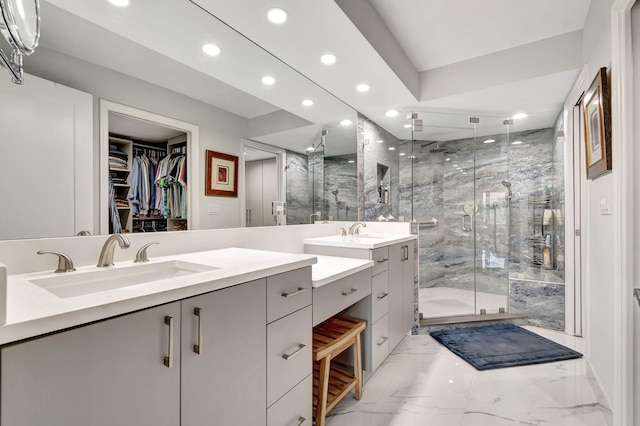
[97, 234, 130, 267]
[348, 222, 367, 235]
[310, 213, 320, 224]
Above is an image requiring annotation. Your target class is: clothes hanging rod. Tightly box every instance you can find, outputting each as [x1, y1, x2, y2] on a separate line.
[132, 141, 168, 151]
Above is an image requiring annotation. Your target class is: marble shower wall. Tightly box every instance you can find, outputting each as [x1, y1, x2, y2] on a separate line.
[405, 125, 566, 330]
[324, 155, 358, 221]
[285, 150, 311, 225]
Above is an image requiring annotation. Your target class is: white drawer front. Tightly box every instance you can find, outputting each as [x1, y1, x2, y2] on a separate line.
[371, 247, 389, 276]
[267, 305, 312, 406]
[267, 267, 312, 324]
[371, 271, 389, 323]
[312, 269, 371, 327]
[267, 374, 312, 426]
[371, 314, 389, 372]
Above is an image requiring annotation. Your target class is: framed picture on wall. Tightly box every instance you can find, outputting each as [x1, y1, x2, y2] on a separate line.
[582, 67, 612, 179]
[205, 150, 238, 197]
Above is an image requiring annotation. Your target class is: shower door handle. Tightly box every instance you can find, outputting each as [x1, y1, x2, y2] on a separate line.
[462, 214, 473, 232]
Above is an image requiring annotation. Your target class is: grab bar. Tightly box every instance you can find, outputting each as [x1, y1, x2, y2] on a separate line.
[418, 218, 438, 227]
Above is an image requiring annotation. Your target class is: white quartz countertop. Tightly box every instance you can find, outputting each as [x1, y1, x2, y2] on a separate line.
[311, 255, 374, 288]
[0, 248, 316, 346]
[304, 233, 417, 249]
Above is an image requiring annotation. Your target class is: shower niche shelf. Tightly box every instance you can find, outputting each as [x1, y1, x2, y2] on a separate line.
[528, 191, 562, 270]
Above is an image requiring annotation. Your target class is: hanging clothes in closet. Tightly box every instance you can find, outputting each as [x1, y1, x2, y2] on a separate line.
[129, 147, 165, 218]
[155, 152, 187, 219]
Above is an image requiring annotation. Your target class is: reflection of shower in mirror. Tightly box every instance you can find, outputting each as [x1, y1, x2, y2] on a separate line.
[331, 188, 350, 221]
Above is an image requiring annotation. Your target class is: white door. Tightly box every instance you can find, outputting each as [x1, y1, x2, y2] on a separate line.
[246, 160, 264, 226]
[262, 157, 278, 225]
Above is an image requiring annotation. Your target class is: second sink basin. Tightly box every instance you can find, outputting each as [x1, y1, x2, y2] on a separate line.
[30, 260, 219, 298]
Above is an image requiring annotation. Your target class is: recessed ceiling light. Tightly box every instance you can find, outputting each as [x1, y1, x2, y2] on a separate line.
[388, 147, 395, 151]
[348, 160, 355, 163]
[376, 140, 384, 144]
[403, 124, 411, 128]
[261, 76, 276, 86]
[385, 109, 399, 117]
[302, 99, 314, 106]
[445, 158, 451, 161]
[202, 43, 221, 57]
[266, 7, 288, 24]
[512, 113, 528, 120]
[340, 119, 353, 126]
[356, 83, 370, 93]
[399, 152, 406, 156]
[512, 140, 523, 145]
[108, 0, 130, 7]
[306, 146, 314, 152]
[408, 155, 416, 159]
[452, 164, 458, 167]
[483, 139, 496, 144]
[320, 53, 336, 65]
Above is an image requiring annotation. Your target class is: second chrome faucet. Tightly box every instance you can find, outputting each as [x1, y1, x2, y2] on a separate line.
[97, 234, 130, 267]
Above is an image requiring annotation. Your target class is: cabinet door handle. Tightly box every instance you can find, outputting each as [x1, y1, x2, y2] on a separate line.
[194, 307, 203, 355]
[164, 316, 174, 368]
[377, 336, 389, 346]
[281, 287, 307, 298]
[282, 343, 306, 360]
[341, 288, 358, 296]
[297, 416, 307, 425]
[377, 292, 389, 300]
[376, 258, 388, 264]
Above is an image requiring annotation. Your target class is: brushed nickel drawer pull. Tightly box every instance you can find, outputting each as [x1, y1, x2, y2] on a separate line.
[341, 288, 358, 296]
[194, 307, 203, 355]
[164, 316, 174, 368]
[282, 343, 306, 360]
[282, 287, 307, 298]
[377, 292, 389, 300]
[377, 336, 389, 346]
[297, 416, 306, 425]
[376, 258, 388, 263]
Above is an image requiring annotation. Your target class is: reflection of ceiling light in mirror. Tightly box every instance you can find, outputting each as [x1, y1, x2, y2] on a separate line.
[376, 140, 383, 144]
[302, 99, 314, 106]
[202, 43, 221, 56]
[512, 113, 528, 119]
[340, 119, 353, 126]
[399, 153, 406, 156]
[348, 160, 355, 163]
[320, 53, 336, 65]
[483, 139, 496, 144]
[408, 155, 416, 159]
[306, 146, 314, 152]
[108, 0, 130, 7]
[261, 76, 276, 86]
[388, 147, 395, 151]
[356, 83, 370, 92]
[266, 8, 288, 24]
[512, 140, 523, 145]
[452, 164, 458, 167]
[445, 158, 450, 161]
[385, 109, 399, 117]
[403, 124, 411, 128]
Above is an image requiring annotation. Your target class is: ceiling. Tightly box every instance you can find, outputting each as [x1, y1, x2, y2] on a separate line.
[32, 0, 592, 149]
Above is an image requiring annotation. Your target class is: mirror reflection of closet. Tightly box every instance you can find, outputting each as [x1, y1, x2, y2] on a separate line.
[107, 112, 188, 234]
[244, 148, 278, 227]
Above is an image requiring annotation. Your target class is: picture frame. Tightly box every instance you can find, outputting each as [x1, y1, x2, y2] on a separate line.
[205, 150, 238, 197]
[582, 67, 612, 179]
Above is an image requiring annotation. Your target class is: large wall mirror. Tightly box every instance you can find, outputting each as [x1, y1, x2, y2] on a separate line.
[0, 0, 357, 240]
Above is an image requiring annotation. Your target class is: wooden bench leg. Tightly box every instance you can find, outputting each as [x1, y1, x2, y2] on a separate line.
[354, 334, 363, 400]
[316, 356, 331, 426]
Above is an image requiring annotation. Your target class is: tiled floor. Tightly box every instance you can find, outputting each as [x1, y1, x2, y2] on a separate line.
[326, 326, 612, 426]
[420, 286, 508, 318]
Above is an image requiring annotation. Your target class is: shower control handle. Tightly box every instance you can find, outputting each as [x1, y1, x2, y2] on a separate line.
[462, 214, 473, 232]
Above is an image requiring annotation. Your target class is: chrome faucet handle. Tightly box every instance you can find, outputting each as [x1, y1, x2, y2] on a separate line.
[134, 242, 159, 263]
[37, 250, 76, 273]
[340, 227, 347, 236]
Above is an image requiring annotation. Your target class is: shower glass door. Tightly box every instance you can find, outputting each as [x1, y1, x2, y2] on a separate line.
[412, 111, 511, 320]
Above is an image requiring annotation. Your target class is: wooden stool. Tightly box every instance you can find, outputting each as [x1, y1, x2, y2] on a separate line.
[312, 315, 366, 426]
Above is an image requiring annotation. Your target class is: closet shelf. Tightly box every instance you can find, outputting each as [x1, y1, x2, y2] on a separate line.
[109, 167, 130, 173]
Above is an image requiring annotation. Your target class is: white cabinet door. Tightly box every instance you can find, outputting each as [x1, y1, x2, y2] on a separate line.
[261, 157, 278, 226]
[402, 240, 417, 334]
[387, 242, 405, 351]
[1, 302, 181, 426]
[246, 161, 264, 226]
[181, 279, 267, 426]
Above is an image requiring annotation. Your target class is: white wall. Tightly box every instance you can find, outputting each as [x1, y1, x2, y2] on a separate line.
[632, 3, 640, 424]
[581, 0, 615, 403]
[25, 47, 250, 231]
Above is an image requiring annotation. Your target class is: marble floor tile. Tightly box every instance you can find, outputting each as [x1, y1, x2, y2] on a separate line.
[326, 327, 611, 426]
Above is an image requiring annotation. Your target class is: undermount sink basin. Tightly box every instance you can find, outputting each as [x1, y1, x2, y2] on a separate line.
[30, 260, 219, 298]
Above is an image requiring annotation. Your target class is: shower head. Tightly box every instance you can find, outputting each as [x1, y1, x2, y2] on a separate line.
[501, 180, 513, 199]
[332, 189, 339, 202]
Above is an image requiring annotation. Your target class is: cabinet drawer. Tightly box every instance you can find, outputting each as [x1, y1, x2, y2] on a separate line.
[371, 271, 389, 323]
[371, 314, 389, 372]
[267, 267, 312, 323]
[371, 247, 389, 276]
[267, 374, 312, 426]
[267, 305, 312, 406]
[312, 269, 371, 327]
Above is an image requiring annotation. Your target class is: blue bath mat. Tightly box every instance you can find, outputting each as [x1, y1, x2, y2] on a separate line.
[430, 324, 582, 370]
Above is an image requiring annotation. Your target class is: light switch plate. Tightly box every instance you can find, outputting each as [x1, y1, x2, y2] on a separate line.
[207, 204, 221, 215]
[600, 193, 611, 215]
